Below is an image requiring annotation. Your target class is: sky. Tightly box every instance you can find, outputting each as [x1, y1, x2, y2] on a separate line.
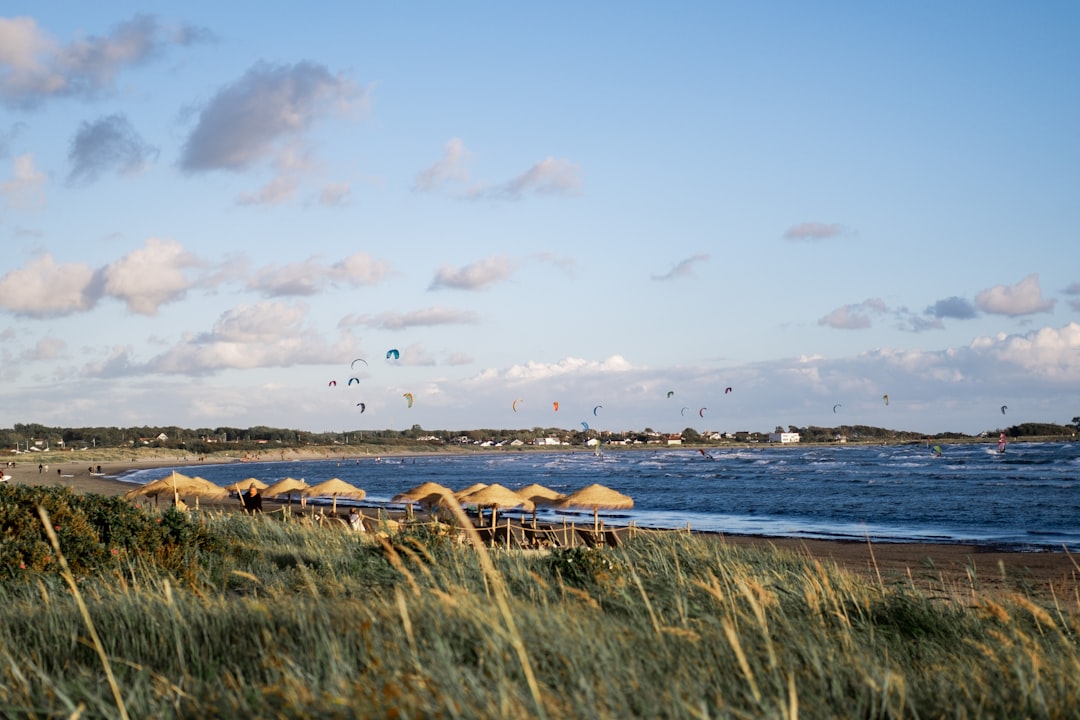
[1, 2, 1078, 437]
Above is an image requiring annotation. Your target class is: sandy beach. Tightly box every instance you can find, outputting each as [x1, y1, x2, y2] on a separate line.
[5, 453, 1078, 602]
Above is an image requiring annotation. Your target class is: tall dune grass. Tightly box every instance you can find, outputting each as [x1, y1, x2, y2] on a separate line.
[0, 505, 1077, 718]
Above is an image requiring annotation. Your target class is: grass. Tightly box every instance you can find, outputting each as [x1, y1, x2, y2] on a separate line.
[0, 491, 1077, 718]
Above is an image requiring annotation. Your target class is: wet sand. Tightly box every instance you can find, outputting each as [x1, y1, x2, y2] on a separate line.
[5, 456, 1078, 602]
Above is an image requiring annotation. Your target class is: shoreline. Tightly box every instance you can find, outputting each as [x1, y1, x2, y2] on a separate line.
[5, 453, 1078, 601]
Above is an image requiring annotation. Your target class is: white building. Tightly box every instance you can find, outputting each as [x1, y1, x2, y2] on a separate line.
[768, 432, 801, 443]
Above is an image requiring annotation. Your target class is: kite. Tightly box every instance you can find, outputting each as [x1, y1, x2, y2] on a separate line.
[386, 349, 400, 360]
[724, 387, 733, 394]
[328, 380, 337, 387]
[1001, 405, 1008, 415]
[882, 394, 889, 406]
[681, 407, 689, 416]
[581, 421, 590, 431]
[351, 358, 368, 369]
[833, 403, 842, 414]
[699, 407, 707, 418]
[593, 405, 603, 416]
[512, 399, 522, 412]
[348, 377, 360, 386]
[403, 392, 413, 408]
[667, 391, 674, 398]
[553, 401, 559, 412]
[357, 403, 366, 413]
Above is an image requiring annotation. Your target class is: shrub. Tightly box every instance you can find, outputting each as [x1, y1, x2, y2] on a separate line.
[544, 546, 623, 587]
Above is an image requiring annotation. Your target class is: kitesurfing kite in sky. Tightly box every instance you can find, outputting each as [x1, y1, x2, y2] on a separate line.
[883, 394, 890, 406]
[403, 392, 413, 408]
[348, 377, 360, 386]
[553, 401, 559, 412]
[513, 399, 522, 412]
[351, 358, 368, 369]
[833, 403, 842, 414]
[667, 391, 675, 398]
[1001, 405, 1008, 415]
[386, 349, 400, 360]
[593, 405, 603, 416]
[357, 403, 366, 412]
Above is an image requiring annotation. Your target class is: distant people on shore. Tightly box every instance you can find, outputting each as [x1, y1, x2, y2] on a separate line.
[348, 508, 365, 533]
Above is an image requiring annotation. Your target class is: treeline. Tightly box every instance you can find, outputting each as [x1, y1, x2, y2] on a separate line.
[4, 419, 1077, 454]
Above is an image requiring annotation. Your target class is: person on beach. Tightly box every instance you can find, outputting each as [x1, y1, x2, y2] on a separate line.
[348, 508, 365, 533]
[242, 484, 263, 513]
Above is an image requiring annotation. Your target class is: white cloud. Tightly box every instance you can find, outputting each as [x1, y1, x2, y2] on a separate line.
[142, 301, 354, 375]
[974, 273, 1055, 316]
[249, 252, 391, 296]
[0, 253, 95, 317]
[429, 256, 517, 290]
[19, 336, 66, 362]
[102, 238, 199, 315]
[413, 138, 471, 192]
[1, 153, 45, 209]
[651, 253, 710, 281]
[818, 303, 873, 329]
[180, 61, 366, 173]
[0, 14, 208, 109]
[339, 306, 480, 330]
[478, 157, 582, 200]
[329, 252, 391, 286]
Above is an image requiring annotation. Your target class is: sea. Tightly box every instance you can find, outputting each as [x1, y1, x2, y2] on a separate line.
[118, 441, 1080, 552]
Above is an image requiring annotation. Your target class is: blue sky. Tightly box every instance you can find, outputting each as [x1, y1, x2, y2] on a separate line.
[2, 2, 1078, 436]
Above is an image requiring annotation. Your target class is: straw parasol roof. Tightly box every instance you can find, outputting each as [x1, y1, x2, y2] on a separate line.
[515, 483, 565, 505]
[124, 471, 227, 508]
[303, 478, 367, 513]
[393, 481, 455, 512]
[263, 477, 310, 505]
[454, 482, 489, 501]
[556, 483, 633, 530]
[460, 483, 534, 528]
[515, 483, 566, 526]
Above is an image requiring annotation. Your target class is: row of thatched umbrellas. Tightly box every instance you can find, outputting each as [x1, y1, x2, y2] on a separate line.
[125, 472, 633, 530]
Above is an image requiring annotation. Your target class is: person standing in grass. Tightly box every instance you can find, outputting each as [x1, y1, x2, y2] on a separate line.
[242, 484, 263, 513]
[348, 508, 365, 533]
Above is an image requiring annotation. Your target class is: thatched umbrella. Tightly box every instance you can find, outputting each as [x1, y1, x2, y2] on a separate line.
[263, 477, 310, 506]
[515, 483, 566, 527]
[124, 471, 226, 509]
[555, 483, 633, 531]
[460, 483, 534, 528]
[393, 481, 454, 515]
[303, 478, 367, 514]
[454, 482, 489, 501]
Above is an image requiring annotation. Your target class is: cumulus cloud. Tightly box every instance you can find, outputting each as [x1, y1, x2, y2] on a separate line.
[818, 298, 888, 329]
[329, 252, 390, 285]
[972, 322, 1080, 380]
[0, 14, 209, 109]
[1, 153, 45, 209]
[651, 253, 709, 281]
[974, 274, 1055, 316]
[429, 256, 517, 290]
[180, 61, 365, 173]
[139, 301, 353, 375]
[67, 114, 157, 184]
[783, 222, 850, 241]
[0, 254, 96, 317]
[101, 238, 199, 315]
[339, 306, 479, 330]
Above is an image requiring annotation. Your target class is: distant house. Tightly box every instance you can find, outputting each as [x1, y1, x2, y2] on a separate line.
[533, 437, 561, 446]
[769, 432, 801, 444]
[509, 439, 525, 446]
[666, 434, 683, 446]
